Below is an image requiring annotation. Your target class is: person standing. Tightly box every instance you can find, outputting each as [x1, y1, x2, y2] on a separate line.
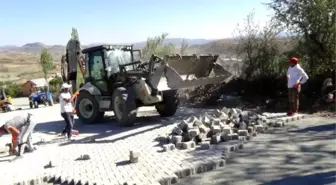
[287, 57, 309, 116]
[59, 83, 78, 140]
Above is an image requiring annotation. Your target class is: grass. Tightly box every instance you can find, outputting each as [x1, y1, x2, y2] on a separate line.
[0, 51, 62, 83]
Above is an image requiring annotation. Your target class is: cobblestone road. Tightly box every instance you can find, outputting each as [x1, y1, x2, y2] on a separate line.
[0, 99, 308, 185]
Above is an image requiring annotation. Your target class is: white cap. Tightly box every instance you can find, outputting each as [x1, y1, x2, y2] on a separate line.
[61, 83, 72, 89]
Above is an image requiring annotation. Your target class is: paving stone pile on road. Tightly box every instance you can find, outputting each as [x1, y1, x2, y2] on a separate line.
[0, 100, 307, 185]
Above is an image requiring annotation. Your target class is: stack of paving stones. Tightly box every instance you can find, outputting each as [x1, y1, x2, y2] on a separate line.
[9, 108, 306, 185]
[157, 107, 306, 185]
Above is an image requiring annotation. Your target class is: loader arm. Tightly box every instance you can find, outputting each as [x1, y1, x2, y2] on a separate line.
[61, 38, 86, 93]
[148, 55, 233, 90]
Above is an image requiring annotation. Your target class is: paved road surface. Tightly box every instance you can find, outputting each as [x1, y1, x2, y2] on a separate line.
[176, 117, 336, 185]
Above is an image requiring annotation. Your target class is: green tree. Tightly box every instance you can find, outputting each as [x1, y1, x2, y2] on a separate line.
[180, 39, 189, 55]
[142, 33, 175, 59]
[267, 0, 336, 75]
[40, 48, 54, 92]
[234, 11, 284, 80]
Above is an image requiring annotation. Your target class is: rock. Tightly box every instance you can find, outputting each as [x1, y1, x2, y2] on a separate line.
[172, 126, 183, 135]
[181, 141, 196, 149]
[195, 134, 207, 144]
[238, 130, 248, 136]
[171, 135, 183, 144]
[211, 125, 221, 135]
[255, 125, 264, 133]
[163, 144, 175, 151]
[232, 127, 238, 133]
[200, 141, 211, 150]
[188, 128, 200, 138]
[129, 150, 140, 163]
[252, 132, 257, 137]
[211, 135, 221, 144]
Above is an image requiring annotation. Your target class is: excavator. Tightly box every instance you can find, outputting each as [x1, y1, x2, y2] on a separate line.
[61, 37, 233, 126]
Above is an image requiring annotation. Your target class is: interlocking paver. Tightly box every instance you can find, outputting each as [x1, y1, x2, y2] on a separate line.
[0, 103, 308, 185]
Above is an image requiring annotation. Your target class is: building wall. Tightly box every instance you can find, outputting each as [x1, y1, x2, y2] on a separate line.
[21, 81, 35, 97]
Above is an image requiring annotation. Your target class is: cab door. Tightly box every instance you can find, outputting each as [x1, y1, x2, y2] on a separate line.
[88, 50, 109, 95]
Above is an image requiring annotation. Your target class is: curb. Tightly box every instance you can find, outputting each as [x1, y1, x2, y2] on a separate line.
[11, 113, 310, 185]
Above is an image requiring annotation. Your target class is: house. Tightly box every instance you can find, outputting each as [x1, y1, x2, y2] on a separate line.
[21, 78, 51, 97]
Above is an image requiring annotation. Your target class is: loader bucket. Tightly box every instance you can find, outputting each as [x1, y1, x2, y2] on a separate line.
[153, 54, 234, 90]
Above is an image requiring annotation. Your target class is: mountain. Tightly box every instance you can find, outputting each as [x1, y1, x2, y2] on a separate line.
[0, 38, 213, 54]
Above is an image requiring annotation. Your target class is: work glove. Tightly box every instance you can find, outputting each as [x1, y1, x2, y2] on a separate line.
[293, 82, 301, 88]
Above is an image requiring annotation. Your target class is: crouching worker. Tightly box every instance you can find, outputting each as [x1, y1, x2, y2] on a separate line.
[59, 83, 79, 140]
[0, 113, 37, 155]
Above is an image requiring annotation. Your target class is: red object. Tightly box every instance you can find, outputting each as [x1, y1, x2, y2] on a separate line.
[293, 83, 301, 88]
[72, 129, 79, 135]
[289, 57, 299, 63]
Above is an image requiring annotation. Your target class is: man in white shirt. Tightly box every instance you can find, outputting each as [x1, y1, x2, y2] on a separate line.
[59, 83, 76, 140]
[287, 57, 309, 116]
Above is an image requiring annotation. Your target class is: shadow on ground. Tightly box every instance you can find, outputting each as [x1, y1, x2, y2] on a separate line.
[33, 107, 210, 147]
[177, 118, 336, 185]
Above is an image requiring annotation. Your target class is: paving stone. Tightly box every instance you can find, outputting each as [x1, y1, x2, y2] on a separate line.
[211, 125, 221, 135]
[274, 120, 285, 127]
[188, 128, 200, 138]
[170, 135, 183, 144]
[172, 126, 183, 135]
[181, 141, 196, 150]
[198, 124, 210, 133]
[163, 144, 176, 152]
[247, 126, 254, 133]
[229, 133, 239, 140]
[238, 130, 248, 136]
[221, 125, 232, 135]
[200, 141, 211, 150]
[255, 125, 264, 133]
[211, 135, 221, 144]
[130, 150, 140, 163]
[177, 120, 188, 130]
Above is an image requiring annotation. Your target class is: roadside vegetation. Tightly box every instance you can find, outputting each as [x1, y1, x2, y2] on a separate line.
[1, 0, 334, 113]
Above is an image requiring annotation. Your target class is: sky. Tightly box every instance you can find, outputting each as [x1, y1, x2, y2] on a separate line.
[0, 0, 273, 46]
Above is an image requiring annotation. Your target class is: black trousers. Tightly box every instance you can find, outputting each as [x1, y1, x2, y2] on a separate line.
[61, 112, 74, 138]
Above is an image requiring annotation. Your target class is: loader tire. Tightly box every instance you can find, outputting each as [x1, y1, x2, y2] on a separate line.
[76, 91, 104, 124]
[155, 90, 179, 117]
[112, 87, 137, 127]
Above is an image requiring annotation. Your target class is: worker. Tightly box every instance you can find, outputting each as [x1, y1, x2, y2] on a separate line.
[287, 57, 309, 116]
[59, 83, 78, 140]
[0, 113, 37, 155]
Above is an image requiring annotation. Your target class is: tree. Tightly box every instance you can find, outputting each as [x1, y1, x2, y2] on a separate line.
[267, 0, 336, 75]
[40, 48, 54, 92]
[234, 11, 284, 80]
[180, 39, 189, 55]
[142, 33, 175, 59]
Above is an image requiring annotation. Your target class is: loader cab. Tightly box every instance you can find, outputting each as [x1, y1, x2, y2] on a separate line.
[82, 45, 136, 95]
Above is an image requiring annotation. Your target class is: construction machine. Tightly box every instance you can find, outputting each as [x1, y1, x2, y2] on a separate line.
[61, 38, 233, 126]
